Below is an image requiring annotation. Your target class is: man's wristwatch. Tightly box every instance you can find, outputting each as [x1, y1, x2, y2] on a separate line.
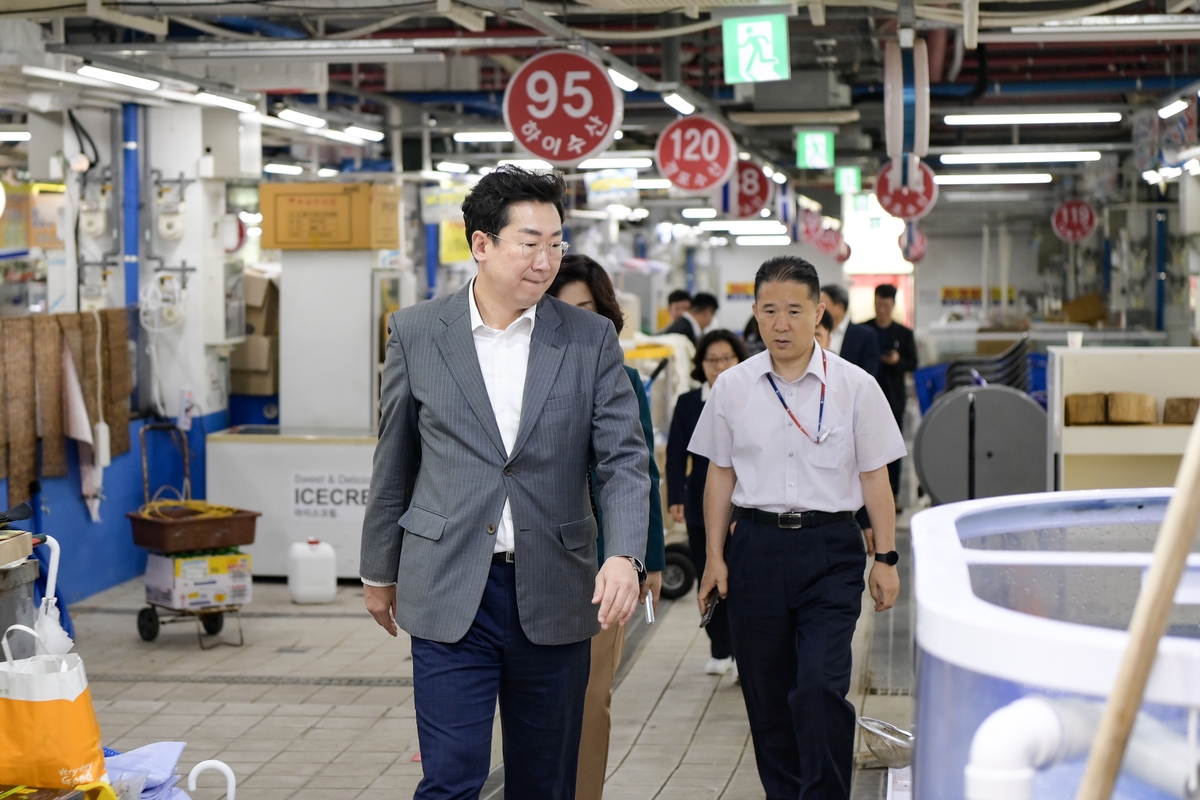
[875, 550, 900, 566]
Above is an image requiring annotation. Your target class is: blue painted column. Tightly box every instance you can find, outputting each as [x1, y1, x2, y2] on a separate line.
[1155, 210, 1168, 332]
[1102, 236, 1112, 299]
[425, 223, 439, 299]
[122, 103, 139, 308]
[685, 247, 696, 294]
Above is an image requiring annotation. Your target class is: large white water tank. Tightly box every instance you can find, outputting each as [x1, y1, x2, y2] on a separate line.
[287, 538, 337, 604]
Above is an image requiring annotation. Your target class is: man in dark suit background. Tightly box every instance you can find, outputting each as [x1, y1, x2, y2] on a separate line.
[820, 284, 880, 379]
[865, 283, 918, 501]
[660, 292, 718, 346]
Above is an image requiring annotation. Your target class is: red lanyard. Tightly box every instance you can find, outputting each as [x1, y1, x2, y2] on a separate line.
[766, 347, 828, 444]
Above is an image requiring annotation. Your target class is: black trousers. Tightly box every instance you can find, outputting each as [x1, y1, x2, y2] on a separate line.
[887, 411, 904, 497]
[686, 522, 733, 660]
[726, 517, 865, 800]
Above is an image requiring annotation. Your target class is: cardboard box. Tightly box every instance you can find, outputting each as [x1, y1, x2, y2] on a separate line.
[144, 552, 252, 610]
[230, 335, 277, 396]
[260, 182, 399, 250]
[243, 270, 279, 336]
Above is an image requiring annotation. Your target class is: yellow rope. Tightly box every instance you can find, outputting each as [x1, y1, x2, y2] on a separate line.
[138, 487, 238, 520]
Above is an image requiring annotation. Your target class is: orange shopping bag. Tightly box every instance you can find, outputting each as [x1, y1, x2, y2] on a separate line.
[0, 626, 106, 789]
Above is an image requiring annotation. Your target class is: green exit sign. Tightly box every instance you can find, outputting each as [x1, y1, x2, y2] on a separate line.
[835, 166, 861, 195]
[722, 15, 791, 84]
[796, 131, 834, 169]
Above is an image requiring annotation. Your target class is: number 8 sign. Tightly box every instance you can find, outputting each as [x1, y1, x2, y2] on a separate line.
[503, 50, 624, 168]
[655, 116, 738, 193]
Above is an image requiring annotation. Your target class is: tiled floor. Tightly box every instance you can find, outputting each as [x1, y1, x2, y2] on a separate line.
[73, 517, 915, 800]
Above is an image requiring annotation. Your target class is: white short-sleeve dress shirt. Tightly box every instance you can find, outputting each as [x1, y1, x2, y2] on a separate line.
[687, 346, 906, 514]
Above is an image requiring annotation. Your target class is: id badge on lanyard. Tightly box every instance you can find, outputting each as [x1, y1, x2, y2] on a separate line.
[766, 347, 829, 444]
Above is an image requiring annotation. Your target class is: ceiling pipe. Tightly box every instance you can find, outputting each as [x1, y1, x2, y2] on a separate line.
[853, 74, 1185, 99]
[210, 15, 308, 39]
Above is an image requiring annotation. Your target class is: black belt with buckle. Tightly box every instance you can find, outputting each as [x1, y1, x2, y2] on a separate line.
[492, 551, 515, 565]
[739, 508, 854, 529]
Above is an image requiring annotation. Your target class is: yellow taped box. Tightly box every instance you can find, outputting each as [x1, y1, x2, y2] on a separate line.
[144, 553, 252, 610]
[260, 182, 399, 250]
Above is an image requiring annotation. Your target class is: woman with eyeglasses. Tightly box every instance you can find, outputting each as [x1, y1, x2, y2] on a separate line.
[547, 254, 665, 800]
[666, 329, 750, 676]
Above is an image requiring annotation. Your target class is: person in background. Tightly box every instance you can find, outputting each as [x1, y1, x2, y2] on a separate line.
[691, 256, 904, 800]
[667, 289, 692, 323]
[666, 330, 749, 676]
[548, 255, 665, 800]
[742, 316, 766, 355]
[661, 292, 719, 346]
[865, 283, 918, 504]
[820, 284, 880, 379]
[815, 310, 834, 351]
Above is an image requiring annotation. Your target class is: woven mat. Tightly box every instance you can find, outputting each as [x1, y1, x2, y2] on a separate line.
[33, 315, 66, 478]
[4, 318, 37, 507]
[0, 320, 7, 482]
[103, 308, 131, 457]
[79, 311, 101, 428]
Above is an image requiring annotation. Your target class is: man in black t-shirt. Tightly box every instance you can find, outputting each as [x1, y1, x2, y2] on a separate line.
[865, 284, 917, 502]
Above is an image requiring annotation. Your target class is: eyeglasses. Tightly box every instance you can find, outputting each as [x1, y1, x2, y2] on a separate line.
[703, 355, 738, 367]
[488, 233, 570, 264]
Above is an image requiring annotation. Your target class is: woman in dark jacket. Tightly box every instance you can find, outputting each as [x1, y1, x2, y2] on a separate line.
[666, 329, 749, 675]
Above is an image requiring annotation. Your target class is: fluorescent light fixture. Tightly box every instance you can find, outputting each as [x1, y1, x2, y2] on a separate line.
[1160, 166, 1183, 179]
[760, 208, 772, 218]
[264, 163, 304, 175]
[943, 191, 1034, 202]
[933, 173, 1053, 185]
[1143, 170, 1164, 184]
[939, 150, 1102, 164]
[629, 208, 650, 220]
[479, 166, 495, 176]
[247, 226, 263, 238]
[608, 69, 639, 92]
[1159, 99, 1189, 119]
[1186, 159, 1200, 175]
[453, 131, 514, 143]
[321, 129, 368, 144]
[498, 159, 553, 170]
[736, 235, 793, 246]
[762, 164, 775, 177]
[739, 152, 751, 160]
[578, 157, 653, 170]
[0, 132, 32, 143]
[278, 108, 327, 128]
[634, 179, 672, 190]
[613, 130, 624, 140]
[944, 112, 1122, 126]
[681, 207, 718, 219]
[345, 125, 385, 142]
[238, 211, 263, 224]
[436, 161, 471, 174]
[317, 168, 339, 178]
[662, 93, 696, 115]
[699, 220, 789, 235]
[771, 172, 788, 184]
[194, 92, 256, 114]
[77, 64, 160, 91]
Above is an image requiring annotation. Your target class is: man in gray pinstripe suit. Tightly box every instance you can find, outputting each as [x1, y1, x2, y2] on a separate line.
[360, 166, 650, 800]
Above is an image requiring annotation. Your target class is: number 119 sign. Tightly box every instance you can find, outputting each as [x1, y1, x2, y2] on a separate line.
[503, 50, 624, 169]
[655, 116, 738, 193]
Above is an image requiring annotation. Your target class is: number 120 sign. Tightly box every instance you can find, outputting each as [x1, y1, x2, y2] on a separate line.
[655, 116, 738, 192]
[503, 50, 624, 168]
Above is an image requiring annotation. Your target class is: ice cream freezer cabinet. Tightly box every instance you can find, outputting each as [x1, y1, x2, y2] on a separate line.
[206, 426, 377, 578]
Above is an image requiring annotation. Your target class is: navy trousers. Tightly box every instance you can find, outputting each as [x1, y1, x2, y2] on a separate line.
[726, 517, 865, 800]
[686, 523, 733, 660]
[410, 561, 592, 800]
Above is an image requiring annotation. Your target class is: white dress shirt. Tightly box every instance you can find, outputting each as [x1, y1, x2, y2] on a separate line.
[682, 311, 703, 343]
[688, 348, 905, 514]
[829, 315, 851, 355]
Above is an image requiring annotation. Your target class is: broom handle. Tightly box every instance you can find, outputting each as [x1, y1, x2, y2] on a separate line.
[1075, 413, 1200, 800]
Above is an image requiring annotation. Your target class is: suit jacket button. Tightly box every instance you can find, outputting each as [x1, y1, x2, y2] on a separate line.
[486, 524, 497, 535]
[503, 466, 514, 477]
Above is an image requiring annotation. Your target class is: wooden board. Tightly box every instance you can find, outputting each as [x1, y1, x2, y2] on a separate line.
[1109, 392, 1157, 424]
[1165, 397, 1200, 425]
[1066, 393, 1108, 425]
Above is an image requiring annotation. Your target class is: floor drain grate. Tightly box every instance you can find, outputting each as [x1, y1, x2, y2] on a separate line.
[866, 687, 912, 697]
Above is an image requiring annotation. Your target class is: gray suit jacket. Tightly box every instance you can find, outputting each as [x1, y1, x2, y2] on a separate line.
[360, 284, 650, 646]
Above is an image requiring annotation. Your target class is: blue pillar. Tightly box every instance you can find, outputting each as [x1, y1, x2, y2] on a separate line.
[1102, 236, 1112, 299]
[122, 103, 139, 308]
[685, 247, 696, 294]
[634, 233, 646, 259]
[425, 223, 439, 299]
[1155, 210, 1168, 332]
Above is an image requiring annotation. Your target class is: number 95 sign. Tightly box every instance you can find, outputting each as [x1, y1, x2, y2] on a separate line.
[503, 50, 624, 168]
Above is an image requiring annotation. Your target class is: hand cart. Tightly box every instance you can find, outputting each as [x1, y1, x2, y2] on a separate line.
[127, 422, 258, 650]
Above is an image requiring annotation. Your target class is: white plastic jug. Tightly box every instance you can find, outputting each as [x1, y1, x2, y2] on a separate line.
[287, 538, 337, 604]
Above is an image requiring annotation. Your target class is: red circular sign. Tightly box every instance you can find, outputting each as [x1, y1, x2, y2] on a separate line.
[1052, 199, 1097, 243]
[899, 226, 928, 263]
[503, 50, 623, 168]
[875, 158, 938, 220]
[655, 116, 737, 193]
[734, 161, 773, 218]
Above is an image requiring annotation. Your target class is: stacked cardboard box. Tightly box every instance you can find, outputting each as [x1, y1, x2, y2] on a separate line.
[144, 552, 253, 610]
[231, 270, 279, 395]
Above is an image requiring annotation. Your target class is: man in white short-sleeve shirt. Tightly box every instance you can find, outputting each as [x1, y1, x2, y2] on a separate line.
[689, 256, 905, 800]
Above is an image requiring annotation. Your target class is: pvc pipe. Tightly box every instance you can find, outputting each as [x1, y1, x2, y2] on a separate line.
[1156, 209, 1168, 332]
[122, 103, 139, 309]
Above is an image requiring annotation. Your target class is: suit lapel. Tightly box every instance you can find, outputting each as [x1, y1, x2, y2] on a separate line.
[433, 286, 508, 459]
[508, 298, 566, 462]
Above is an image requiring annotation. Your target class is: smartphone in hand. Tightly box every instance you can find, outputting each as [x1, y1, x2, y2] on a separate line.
[699, 593, 720, 628]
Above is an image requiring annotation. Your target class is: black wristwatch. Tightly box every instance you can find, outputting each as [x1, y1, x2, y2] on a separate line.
[875, 550, 899, 566]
